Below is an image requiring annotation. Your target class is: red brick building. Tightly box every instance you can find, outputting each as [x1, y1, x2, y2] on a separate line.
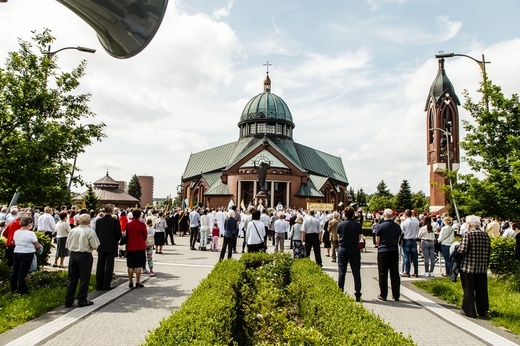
[180, 73, 349, 210]
[138, 175, 154, 207]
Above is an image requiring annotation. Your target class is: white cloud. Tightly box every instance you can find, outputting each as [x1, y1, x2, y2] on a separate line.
[1, 0, 520, 201]
[213, 1, 234, 20]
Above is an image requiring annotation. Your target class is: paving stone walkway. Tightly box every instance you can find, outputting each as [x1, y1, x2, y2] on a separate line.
[1, 236, 518, 346]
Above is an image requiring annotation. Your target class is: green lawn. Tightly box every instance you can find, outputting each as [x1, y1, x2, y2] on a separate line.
[0, 270, 96, 334]
[413, 276, 520, 335]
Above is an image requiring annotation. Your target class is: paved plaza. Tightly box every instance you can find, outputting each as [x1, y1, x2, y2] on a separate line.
[1, 235, 519, 346]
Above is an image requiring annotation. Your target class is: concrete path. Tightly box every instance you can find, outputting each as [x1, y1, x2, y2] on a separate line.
[0, 235, 519, 346]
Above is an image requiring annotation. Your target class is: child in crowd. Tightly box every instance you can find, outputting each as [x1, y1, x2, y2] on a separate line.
[211, 222, 220, 251]
[144, 218, 155, 275]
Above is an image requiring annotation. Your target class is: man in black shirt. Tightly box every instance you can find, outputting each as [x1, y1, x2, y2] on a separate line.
[375, 208, 401, 301]
[337, 206, 363, 301]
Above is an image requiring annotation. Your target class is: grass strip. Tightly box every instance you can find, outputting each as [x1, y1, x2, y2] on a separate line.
[0, 270, 96, 334]
[413, 276, 520, 335]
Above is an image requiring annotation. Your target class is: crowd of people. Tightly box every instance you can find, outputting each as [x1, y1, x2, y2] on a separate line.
[1, 202, 519, 318]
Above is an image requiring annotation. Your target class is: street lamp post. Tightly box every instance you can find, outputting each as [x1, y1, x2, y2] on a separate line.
[435, 52, 491, 112]
[43, 45, 96, 191]
[430, 127, 461, 225]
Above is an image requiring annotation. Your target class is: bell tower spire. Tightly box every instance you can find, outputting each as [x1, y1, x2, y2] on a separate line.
[425, 58, 461, 213]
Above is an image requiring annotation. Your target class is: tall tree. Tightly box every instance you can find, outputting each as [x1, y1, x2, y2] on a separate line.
[394, 180, 413, 211]
[0, 29, 105, 206]
[375, 180, 392, 197]
[83, 184, 100, 212]
[356, 188, 367, 207]
[127, 174, 142, 202]
[456, 80, 520, 219]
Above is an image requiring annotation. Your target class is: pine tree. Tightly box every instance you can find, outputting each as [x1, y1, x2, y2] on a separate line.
[83, 184, 100, 212]
[375, 180, 392, 197]
[356, 188, 367, 207]
[127, 174, 142, 202]
[395, 180, 413, 211]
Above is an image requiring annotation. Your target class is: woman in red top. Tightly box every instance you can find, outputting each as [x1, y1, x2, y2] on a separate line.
[119, 210, 128, 232]
[125, 209, 147, 289]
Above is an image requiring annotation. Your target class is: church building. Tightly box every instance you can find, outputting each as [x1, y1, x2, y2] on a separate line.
[180, 72, 349, 210]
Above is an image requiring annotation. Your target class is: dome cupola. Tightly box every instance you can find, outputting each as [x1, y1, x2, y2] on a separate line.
[238, 72, 294, 139]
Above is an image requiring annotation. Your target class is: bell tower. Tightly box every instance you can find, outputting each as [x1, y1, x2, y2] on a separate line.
[424, 58, 461, 212]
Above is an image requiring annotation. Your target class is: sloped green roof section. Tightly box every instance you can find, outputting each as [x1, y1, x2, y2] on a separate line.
[182, 142, 237, 180]
[294, 143, 348, 184]
[295, 174, 326, 197]
[205, 179, 232, 196]
[202, 172, 222, 187]
[183, 138, 347, 186]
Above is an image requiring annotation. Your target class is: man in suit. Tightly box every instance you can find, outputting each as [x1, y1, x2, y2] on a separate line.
[95, 204, 121, 290]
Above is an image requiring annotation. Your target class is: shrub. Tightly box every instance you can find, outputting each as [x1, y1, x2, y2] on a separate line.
[35, 231, 53, 268]
[289, 259, 415, 345]
[489, 237, 520, 278]
[145, 259, 245, 346]
[145, 253, 415, 345]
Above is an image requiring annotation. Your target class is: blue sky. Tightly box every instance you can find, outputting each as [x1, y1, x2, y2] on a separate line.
[1, 0, 520, 200]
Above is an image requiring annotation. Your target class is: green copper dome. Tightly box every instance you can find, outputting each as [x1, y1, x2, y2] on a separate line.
[239, 92, 294, 126]
[238, 73, 294, 127]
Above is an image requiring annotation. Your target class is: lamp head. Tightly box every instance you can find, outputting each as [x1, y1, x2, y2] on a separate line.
[435, 53, 454, 58]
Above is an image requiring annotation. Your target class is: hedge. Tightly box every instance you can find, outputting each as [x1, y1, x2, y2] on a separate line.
[145, 259, 245, 345]
[489, 237, 520, 278]
[289, 259, 415, 345]
[144, 253, 415, 345]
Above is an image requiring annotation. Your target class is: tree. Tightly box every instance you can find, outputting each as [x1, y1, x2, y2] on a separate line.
[394, 180, 413, 211]
[127, 174, 142, 202]
[356, 188, 368, 207]
[411, 191, 429, 214]
[375, 180, 392, 197]
[83, 184, 100, 212]
[0, 29, 105, 206]
[456, 80, 520, 219]
[367, 195, 394, 213]
[348, 187, 356, 206]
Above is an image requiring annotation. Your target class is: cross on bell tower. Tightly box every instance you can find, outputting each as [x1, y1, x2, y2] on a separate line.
[424, 58, 461, 213]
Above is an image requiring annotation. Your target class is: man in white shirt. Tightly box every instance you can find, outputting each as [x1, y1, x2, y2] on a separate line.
[400, 209, 420, 277]
[189, 206, 201, 250]
[38, 206, 56, 238]
[502, 222, 516, 238]
[302, 210, 323, 267]
[273, 214, 289, 252]
[65, 214, 100, 308]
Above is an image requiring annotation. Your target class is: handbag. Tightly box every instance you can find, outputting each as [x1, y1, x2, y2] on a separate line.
[120, 231, 128, 245]
[28, 253, 38, 273]
[252, 222, 267, 250]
